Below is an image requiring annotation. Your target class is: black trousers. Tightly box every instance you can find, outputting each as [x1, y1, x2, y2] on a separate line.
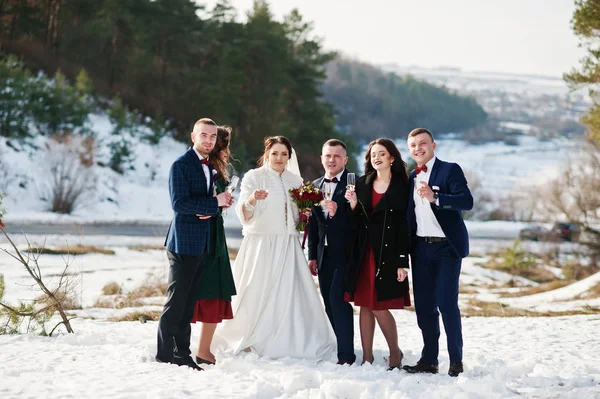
[317, 247, 356, 363]
[156, 251, 206, 363]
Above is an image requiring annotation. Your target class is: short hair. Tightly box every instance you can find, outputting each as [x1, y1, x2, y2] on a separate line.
[323, 139, 347, 151]
[193, 118, 216, 129]
[408, 128, 434, 141]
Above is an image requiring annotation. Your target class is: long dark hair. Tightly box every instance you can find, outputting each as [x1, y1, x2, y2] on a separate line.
[210, 125, 232, 181]
[257, 136, 293, 167]
[364, 138, 408, 183]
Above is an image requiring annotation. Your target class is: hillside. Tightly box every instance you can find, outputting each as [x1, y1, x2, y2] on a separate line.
[323, 58, 488, 142]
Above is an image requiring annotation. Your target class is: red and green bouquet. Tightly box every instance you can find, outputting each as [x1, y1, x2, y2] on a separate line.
[289, 181, 323, 232]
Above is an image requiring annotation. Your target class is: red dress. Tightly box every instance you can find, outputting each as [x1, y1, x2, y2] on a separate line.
[191, 299, 233, 324]
[345, 189, 411, 310]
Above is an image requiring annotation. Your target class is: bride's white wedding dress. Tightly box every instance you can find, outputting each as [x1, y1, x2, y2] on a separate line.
[212, 165, 336, 361]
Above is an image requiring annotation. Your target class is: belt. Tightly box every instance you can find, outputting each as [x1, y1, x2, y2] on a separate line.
[417, 236, 447, 243]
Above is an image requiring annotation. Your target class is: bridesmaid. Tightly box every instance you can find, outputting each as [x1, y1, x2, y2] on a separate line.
[344, 138, 411, 370]
[191, 125, 237, 365]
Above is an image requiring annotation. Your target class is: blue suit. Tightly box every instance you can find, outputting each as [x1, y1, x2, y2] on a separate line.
[308, 169, 356, 363]
[157, 148, 220, 364]
[408, 158, 473, 365]
[165, 148, 219, 255]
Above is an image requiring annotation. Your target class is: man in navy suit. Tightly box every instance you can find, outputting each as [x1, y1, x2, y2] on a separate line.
[308, 139, 356, 365]
[402, 128, 473, 377]
[156, 118, 233, 370]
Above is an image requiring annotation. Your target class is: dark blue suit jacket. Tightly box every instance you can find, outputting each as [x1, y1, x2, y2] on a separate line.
[408, 158, 473, 258]
[308, 169, 353, 270]
[165, 148, 219, 256]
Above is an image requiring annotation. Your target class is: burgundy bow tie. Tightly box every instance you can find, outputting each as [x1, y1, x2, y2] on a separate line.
[324, 177, 339, 183]
[200, 159, 211, 166]
[415, 165, 428, 174]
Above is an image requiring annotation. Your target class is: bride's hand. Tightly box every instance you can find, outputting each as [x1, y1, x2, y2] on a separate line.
[344, 189, 357, 210]
[250, 189, 268, 204]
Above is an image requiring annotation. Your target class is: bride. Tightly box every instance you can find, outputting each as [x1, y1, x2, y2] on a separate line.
[212, 136, 336, 361]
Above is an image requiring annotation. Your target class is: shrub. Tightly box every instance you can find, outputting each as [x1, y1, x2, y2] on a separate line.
[102, 282, 122, 295]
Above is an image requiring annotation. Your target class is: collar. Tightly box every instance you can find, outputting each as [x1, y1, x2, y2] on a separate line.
[192, 147, 209, 163]
[325, 170, 345, 181]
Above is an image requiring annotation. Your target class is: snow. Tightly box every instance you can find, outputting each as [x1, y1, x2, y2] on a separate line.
[1, 236, 600, 397]
[1, 312, 599, 398]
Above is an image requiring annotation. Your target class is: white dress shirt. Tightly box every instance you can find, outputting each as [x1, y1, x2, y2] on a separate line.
[414, 157, 446, 238]
[322, 170, 344, 245]
[192, 147, 211, 191]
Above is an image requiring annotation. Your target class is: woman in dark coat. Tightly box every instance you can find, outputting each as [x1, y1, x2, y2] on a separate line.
[344, 138, 411, 370]
[191, 125, 237, 365]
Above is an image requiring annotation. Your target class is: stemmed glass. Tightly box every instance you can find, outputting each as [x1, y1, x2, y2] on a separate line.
[322, 183, 332, 218]
[346, 173, 355, 201]
[223, 175, 240, 215]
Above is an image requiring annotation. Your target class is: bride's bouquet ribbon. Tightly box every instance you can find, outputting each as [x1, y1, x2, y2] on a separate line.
[289, 181, 324, 248]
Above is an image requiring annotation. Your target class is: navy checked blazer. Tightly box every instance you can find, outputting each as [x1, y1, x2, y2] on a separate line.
[165, 148, 219, 256]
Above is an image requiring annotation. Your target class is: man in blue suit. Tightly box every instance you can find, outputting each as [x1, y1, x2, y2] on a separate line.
[156, 118, 233, 370]
[308, 139, 356, 365]
[402, 128, 473, 377]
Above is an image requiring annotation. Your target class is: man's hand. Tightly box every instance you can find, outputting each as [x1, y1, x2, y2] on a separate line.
[308, 259, 318, 276]
[417, 181, 435, 202]
[397, 268, 409, 282]
[216, 192, 234, 208]
[322, 200, 338, 217]
[195, 214, 211, 220]
[344, 188, 357, 210]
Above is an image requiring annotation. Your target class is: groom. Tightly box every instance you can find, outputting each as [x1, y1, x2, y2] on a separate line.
[403, 128, 473, 377]
[156, 118, 233, 370]
[308, 139, 356, 365]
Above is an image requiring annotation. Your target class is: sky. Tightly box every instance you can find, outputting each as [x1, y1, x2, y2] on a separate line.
[198, 0, 584, 77]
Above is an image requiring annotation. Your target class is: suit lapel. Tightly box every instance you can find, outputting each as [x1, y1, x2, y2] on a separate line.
[333, 169, 348, 200]
[188, 147, 209, 195]
[428, 158, 441, 187]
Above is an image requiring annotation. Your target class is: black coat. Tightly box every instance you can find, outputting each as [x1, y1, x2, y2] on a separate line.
[345, 172, 411, 301]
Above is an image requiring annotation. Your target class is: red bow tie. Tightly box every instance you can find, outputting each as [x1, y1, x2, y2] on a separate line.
[415, 165, 428, 174]
[200, 159, 211, 166]
[324, 177, 339, 183]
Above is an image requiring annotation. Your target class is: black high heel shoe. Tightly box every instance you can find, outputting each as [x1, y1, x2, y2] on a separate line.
[387, 349, 404, 371]
[195, 356, 216, 366]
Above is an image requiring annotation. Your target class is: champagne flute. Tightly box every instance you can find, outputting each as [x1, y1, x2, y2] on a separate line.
[322, 183, 332, 218]
[226, 175, 240, 194]
[346, 173, 356, 193]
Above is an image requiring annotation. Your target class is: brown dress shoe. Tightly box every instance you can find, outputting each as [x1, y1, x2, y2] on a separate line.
[448, 362, 464, 377]
[402, 359, 438, 374]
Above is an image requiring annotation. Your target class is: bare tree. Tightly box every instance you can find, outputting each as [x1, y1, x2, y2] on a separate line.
[538, 144, 600, 250]
[0, 226, 76, 335]
[40, 135, 97, 214]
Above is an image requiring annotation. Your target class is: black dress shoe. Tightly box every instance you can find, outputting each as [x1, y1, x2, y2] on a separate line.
[448, 362, 464, 377]
[196, 356, 216, 365]
[174, 356, 203, 371]
[387, 349, 404, 371]
[336, 359, 354, 366]
[402, 360, 438, 374]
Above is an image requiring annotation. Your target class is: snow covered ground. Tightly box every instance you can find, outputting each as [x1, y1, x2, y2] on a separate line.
[1, 309, 599, 398]
[1, 234, 600, 398]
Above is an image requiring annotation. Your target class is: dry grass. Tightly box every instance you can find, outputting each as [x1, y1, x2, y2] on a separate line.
[462, 299, 600, 317]
[459, 285, 479, 295]
[108, 310, 161, 322]
[25, 245, 115, 255]
[92, 274, 166, 309]
[563, 262, 600, 281]
[228, 247, 238, 260]
[37, 290, 81, 310]
[574, 282, 600, 300]
[102, 282, 122, 295]
[499, 280, 571, 298]
[128, 245, 165, 252]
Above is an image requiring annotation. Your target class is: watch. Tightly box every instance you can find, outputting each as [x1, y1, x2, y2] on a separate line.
[431, 193, 439, 203]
